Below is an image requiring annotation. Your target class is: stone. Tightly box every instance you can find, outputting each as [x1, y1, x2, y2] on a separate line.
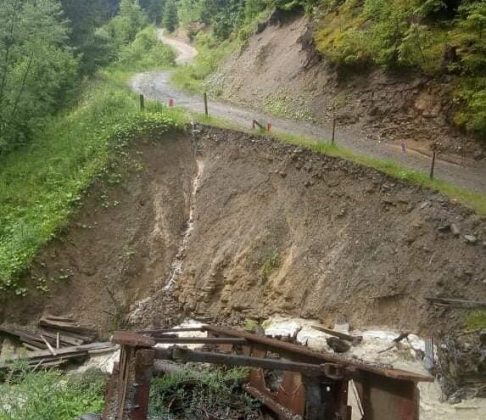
[450, 224, 460, 236]
[464, 234, 478, 244]
[326, 337, 351, 353]
[438, 224, 450, 232]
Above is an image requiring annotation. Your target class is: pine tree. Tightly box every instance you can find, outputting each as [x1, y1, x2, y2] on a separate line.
[163, 0, 179, 32]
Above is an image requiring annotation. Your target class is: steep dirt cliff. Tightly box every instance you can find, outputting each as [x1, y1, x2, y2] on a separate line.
[206, 12, 485, 161]
[2, 126, 485, 337]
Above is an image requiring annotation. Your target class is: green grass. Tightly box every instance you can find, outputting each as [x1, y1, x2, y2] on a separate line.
[0, 368, 105, 420]
[465, 310, 486, 330]
[171, 31, 237, 94]
[0, 28, 183, 295]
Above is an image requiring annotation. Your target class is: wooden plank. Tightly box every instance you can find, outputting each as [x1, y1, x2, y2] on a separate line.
[40, 335, 57, 356]
[0, 342, 114, 365]
[39, 317, 97, 340]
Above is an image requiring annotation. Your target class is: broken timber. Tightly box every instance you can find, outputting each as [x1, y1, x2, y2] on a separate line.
[425, 297, 486, 309]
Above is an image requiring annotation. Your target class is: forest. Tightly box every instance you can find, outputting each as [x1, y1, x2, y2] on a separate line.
[1, 0, 484, 158]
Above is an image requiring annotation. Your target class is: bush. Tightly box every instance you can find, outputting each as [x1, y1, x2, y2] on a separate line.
[117, 26, 176, 71]
[0, 368, 105, 419]
[150, 367, 260, 418]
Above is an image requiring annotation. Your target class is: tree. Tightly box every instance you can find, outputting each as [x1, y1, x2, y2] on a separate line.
[163, 0, 179, 32]
[140, 0, 164, 24]
[0, 0, 77, 154]
[61, 0, 114, 74]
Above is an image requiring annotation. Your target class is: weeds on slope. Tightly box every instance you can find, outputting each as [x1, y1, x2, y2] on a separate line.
[0, 367, 105, 420]
[0, 28, 186, 296]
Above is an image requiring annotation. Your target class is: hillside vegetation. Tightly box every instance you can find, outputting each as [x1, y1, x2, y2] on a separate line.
[0, 2, 180, 295]
[313, 0, 486, 137]
[166, 0, 485, 139]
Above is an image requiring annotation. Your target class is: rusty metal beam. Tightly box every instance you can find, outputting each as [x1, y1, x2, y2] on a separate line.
[203, 326, 433, 383]
[153, 337, 247, 345]
[154, 346, 343, 379]
[137, 327, 205, 335]
[112, 331, 155, 348]
[244, 384, 302, 420]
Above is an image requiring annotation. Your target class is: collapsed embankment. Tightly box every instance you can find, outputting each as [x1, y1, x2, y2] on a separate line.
[1, 126, 484, 337]
[206, 11, 485, 160]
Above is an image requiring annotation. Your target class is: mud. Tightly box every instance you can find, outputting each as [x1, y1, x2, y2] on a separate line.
[0, 132, 196, 333]
[1, 126, 485, 339]
[206, 13, 485, 161]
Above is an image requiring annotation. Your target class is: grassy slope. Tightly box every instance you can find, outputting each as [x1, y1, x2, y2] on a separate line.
[0, 27, 187, 295]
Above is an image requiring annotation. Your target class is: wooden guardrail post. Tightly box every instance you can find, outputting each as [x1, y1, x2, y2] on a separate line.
[331, 117, 336, 145]
[430, 142, 438, 180]
[139, 94, 144, 112]
[204, 92, 208, 116]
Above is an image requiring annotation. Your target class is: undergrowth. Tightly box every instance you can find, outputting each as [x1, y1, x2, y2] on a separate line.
[171, 31, 237, 94]
[465, 310, 486, 330]
[0, 27, 184, 296]
[150, 366, 260, 419]
[0, 368, 105, 420]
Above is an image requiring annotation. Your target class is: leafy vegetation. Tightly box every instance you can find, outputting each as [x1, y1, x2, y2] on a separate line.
[0, 0, 78, 154]
[465, 310, 486, 330]
[150, 366, 260, 418]
[0, 24, 179, 295]
[313, 0, 486, 138]
[0, 368, 105, 420]
[260, 249, 281, 281]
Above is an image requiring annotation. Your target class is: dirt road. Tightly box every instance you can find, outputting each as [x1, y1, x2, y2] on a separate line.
[131, 33, 486, 196]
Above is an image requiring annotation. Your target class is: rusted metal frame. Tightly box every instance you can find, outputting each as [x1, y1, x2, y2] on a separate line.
[112, 331, 155, 348]
[103, 332, 155, 420]
[154, 346, 345, 378]
[356, 372, 419, 420]
[137, 327, 205, 335]
[132, 348, 155, 420]
[153, 337, 247, 345]
[203, 326, 433, 383]
[243, 384, 302, 420]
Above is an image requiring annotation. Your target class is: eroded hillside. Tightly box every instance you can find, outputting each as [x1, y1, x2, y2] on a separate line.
[2, 126, 485, 336]
[206, 11, 485, 160]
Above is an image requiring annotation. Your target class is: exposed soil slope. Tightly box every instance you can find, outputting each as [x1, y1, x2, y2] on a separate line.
[206, 12, 485, 161]
[0, 132, 195, 333]
[2, 127, 485, 337]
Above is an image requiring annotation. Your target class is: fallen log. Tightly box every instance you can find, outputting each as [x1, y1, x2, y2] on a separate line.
[425, 297, 486, 309]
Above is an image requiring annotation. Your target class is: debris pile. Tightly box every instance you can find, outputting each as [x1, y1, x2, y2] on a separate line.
[0, 315, 114, 369]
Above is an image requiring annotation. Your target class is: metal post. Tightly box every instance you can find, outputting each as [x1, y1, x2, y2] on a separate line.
[430, 151, 436, 180]
[139, 94, 144, 112]
[204, 92, 208, 116]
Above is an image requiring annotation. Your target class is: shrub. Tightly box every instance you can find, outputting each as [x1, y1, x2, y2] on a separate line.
[0, 368, 105, 420]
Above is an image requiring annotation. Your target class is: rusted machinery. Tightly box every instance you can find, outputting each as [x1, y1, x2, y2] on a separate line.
[102, 325, 433, 420]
